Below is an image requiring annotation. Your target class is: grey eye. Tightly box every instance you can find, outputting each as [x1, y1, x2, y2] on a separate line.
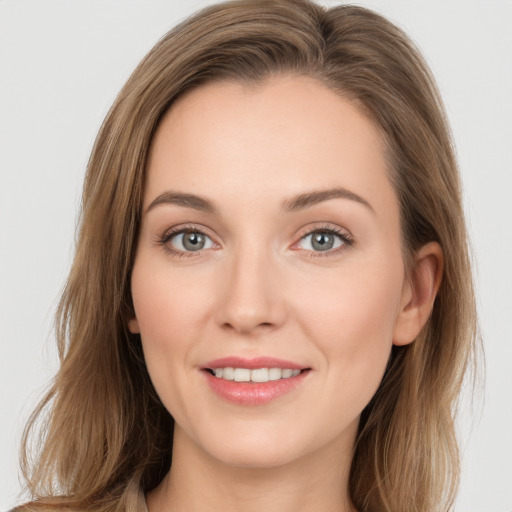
[299, 231, 344, 252]
[171, 231, 214, 252]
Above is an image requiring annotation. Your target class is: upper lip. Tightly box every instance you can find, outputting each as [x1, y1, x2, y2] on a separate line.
[203, 356, 308, 371]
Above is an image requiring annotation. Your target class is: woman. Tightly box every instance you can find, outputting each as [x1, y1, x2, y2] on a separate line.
[14, 1, 478, 511]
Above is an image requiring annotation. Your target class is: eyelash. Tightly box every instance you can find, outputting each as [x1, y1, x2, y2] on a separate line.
[158, 224, 213, 259]
[298, 225, 354, 259]
[157, 224, 354, 259]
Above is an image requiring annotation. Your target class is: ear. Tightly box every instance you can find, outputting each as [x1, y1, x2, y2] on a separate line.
[128, 317, 140, 334]
[393, 241, 444, 346]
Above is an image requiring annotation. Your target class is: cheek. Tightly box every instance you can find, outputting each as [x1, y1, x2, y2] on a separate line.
[292, 258, 403, 411]
[296, 261, 402, 345]
[129, 256, 212, 410]
[131, 253, 212, 343]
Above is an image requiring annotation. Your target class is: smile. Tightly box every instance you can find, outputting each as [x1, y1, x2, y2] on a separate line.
[209, 367, 302, 382]
[202, 357, 311, 406]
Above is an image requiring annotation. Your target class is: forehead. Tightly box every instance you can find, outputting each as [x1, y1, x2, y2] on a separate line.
[144, 75, 396, 220]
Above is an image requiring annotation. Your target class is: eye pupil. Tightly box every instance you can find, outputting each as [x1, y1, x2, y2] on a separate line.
[312, 232, 334, 251]
[183, 232, 205, 251]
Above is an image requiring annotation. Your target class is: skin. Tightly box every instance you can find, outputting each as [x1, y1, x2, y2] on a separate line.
[129, 75, 442, 512]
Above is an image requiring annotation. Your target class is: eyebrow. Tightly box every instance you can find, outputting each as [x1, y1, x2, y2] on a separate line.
[146, 191, 217, 214]
[281, 187, 374, 214]
[145, 187, 374, 215]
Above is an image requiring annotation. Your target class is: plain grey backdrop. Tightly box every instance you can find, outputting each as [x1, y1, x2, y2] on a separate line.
[1, 0, 511, 510]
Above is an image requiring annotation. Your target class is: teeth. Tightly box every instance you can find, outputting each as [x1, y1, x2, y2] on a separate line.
[251, 368, 269, 382]
[234, 368, 251, 382]
[222, 367, 234, 380]
[211, 367, 302, 383]
[269, 367, 282, 381]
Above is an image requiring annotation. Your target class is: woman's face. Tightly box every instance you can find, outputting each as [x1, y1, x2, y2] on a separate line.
[129, 75, 412, 468]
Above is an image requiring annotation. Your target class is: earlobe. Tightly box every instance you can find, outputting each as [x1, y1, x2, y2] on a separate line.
[128, 317, 140, 334]
[393, 242, 444, 346]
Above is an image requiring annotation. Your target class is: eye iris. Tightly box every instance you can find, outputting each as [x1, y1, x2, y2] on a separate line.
[311, 232, 334, 251]
[182, 232, 205, 251]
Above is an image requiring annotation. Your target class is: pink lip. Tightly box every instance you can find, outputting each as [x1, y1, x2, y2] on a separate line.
[201, 357, 311, 406]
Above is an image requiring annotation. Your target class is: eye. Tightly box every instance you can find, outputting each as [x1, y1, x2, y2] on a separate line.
[297, 228, 351, 253]
[164, 229, 215, 253]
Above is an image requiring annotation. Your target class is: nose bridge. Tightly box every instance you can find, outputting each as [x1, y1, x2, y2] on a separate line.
[216, 240, 285, 334]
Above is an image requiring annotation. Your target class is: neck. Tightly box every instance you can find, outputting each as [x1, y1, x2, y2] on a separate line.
[146, 425, 358, 512]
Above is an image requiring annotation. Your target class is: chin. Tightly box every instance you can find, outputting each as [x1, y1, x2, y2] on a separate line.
[210, 442, 302, 469]
[184, 421, 310, 469]
[189, 416, 350, 471]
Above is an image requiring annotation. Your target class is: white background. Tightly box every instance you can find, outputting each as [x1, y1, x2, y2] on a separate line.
[1, 1, 511, 510]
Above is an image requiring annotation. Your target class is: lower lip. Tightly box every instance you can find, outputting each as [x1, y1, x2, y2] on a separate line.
[204, 370, 309, 406]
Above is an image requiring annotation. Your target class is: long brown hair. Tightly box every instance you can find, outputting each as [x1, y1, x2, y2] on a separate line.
[18, 1, 478, 511]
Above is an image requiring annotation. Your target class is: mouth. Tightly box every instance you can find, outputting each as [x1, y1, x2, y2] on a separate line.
[204, 367, 307, 382]
[201, 357, 311, 405]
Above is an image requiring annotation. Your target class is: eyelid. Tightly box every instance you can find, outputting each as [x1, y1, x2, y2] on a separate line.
[156, 222, 353, 258]
[160, 224, 215, 243]
[291, 224, 354, 257]
[157, 223, 220, 258]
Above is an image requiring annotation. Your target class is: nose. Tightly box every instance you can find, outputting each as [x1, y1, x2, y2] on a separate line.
[215, 246, 286, 336]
